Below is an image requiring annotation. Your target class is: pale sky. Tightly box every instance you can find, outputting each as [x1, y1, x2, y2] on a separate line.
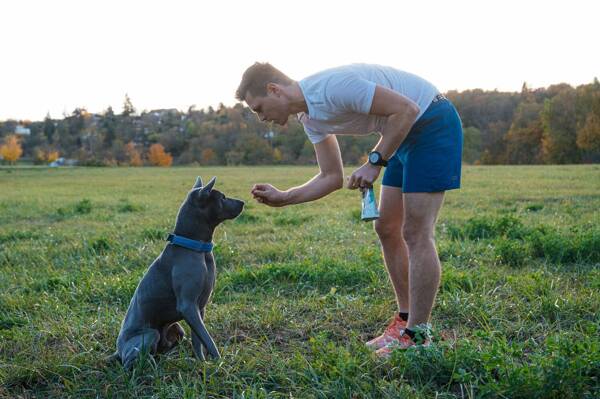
[1, 0, 598, 121]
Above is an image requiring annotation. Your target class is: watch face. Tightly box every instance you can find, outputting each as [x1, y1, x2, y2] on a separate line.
[369, 152, 379, 164]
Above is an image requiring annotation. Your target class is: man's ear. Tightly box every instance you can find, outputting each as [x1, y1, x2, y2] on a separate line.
[266, 82, 281, 96]
[197, 177, 216, 202]
[193, 176, 203, 189]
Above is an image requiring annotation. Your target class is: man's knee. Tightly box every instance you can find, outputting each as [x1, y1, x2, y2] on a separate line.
[374, 219, 402, 241]
[402, 222, 434, 248]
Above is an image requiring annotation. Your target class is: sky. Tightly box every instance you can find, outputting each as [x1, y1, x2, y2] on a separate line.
[1, 0, 598, 121]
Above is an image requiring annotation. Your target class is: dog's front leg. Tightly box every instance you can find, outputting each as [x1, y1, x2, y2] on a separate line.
[192, 330, 206, 361]
[177, 302, 221, 359]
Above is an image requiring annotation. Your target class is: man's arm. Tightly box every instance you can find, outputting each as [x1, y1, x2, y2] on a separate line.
[284, 135, 344, 204]
[369, 85, 420, 160]
[346, 85, 419, 189]
[251, 135, 344, 206]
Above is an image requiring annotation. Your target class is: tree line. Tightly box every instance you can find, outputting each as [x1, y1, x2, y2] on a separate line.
[1, 80, 599, 166]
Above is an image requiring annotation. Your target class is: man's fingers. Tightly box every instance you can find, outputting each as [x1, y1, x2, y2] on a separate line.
[347, 175, 356, 189]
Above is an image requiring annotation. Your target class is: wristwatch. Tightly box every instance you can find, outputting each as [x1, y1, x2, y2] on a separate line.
[368, 151, 388, 167]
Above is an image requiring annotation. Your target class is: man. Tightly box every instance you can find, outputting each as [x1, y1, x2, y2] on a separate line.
[235, 62, 463, 357]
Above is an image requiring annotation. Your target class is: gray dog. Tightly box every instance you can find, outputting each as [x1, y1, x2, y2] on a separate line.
[111, 176, 244, 369]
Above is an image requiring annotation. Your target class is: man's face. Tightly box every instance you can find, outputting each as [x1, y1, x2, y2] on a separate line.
[245, 89, 290, 126]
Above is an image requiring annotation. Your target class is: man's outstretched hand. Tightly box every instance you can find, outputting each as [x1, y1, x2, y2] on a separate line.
[251, 183, 289, 207]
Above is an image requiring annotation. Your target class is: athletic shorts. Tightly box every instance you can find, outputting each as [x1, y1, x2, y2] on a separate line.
[382, 98, 463, 192]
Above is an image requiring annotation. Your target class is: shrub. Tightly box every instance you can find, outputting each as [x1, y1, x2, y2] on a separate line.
[90, 237, 111, 253]
[74, 199, 92, 214]
[117, 199, 143, 213]
[450, 215, 529, 240]
[494, 239, 530, 267]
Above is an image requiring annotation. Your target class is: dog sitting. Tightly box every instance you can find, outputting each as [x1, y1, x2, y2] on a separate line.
[111, 176, 244, 369]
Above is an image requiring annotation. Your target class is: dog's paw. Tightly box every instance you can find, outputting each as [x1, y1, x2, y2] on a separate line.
[104, 351, 121, 365]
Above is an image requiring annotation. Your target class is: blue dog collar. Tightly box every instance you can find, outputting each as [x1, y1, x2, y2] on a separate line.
[167, 233, 214, 252]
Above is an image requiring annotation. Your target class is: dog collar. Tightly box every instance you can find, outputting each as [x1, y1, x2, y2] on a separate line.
[166, 233, 214, 252]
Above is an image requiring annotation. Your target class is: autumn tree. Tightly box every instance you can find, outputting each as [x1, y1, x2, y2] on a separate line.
[0, 135, 23, 164]
[541, 87, 579, 163]
[147, 143, 172, 166]
[47, 150, 60, 163]
[504, 101, 544, 164]
[200, 148, 216, 165]
[34, 147, 60, 164]
[125, 141, 143, 166]
[576, 112, 600, 161]
[273, 147, 283, 163]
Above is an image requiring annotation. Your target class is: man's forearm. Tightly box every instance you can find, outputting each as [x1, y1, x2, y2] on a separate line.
[283, 172, 343, 205]
[374, 109, 418, 160]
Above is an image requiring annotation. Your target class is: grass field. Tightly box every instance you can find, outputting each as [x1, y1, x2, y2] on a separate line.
[0, 165, 599, 398]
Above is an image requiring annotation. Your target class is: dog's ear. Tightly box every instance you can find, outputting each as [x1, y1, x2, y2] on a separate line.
[196, 176, 216, 202]
[193, 176, 203, 189]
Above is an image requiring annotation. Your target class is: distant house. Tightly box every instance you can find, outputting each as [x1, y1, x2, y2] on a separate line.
[14, 125, 31, 136]
[49, 158, 77, 167]
[148, 109, 179, 125]
[49, 157, 65, 167]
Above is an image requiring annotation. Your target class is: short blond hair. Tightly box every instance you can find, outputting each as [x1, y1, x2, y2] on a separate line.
[235, 62, 293, 102]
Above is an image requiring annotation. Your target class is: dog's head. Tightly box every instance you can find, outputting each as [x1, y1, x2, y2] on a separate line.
[176, 176, 244, 233]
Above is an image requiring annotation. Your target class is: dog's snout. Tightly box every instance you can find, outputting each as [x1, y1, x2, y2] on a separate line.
[235, 199, 245, 212]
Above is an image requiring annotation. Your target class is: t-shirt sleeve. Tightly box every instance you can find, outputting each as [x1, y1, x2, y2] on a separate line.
[304, 125, 329, 144]
[327, 75, 377, 114]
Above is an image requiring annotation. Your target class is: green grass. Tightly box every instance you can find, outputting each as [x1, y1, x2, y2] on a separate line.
[0, 165, 599, 398]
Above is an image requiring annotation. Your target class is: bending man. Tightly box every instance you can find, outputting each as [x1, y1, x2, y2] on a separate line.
[236, 62, 463, 357]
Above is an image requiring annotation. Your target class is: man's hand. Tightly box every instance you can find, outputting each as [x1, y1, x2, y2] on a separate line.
[251, 183, 290, 207]
[347, 163, 381, 190]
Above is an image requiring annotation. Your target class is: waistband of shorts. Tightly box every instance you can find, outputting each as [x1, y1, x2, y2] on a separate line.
[411, 93, 451, 129]
[431, 93, 447, 104]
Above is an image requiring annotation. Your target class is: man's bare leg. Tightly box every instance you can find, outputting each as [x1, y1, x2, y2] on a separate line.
[374, 185, 409, 312]
[402, 192, 445, 328]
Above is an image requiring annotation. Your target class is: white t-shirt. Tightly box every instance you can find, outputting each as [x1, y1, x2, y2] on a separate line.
[297, 64, 439, 144]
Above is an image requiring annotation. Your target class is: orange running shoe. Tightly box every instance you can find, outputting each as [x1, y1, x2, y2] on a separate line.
[375, 325, 432, 359]
[365, 314, 407, 350]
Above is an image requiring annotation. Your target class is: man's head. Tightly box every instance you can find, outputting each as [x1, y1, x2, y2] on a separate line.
[236, 62, 295, 125]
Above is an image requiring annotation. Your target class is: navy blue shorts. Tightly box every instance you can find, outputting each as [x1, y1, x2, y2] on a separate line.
[382, 98, 463, 192]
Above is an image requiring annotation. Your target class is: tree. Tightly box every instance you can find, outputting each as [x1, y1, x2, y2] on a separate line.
[125, 142, 143, 166]
[201, 148, 216, 165]
[541, 87, 579, 163]
[34, 148, 60, 164]
[47, 150, 60, 163]
[273, 147, 283, 163]
[101, 106, 118, 146]
[122, 94, 136, 117]
[147, 143, 172, 166]
[0, 135, 23, 164]
[43, 113, 55, 143]
[577, 112, 600, 152]
[504, 101, 544, 164]
[575, 82, 600, 162]
[462, 126, 483, 164]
